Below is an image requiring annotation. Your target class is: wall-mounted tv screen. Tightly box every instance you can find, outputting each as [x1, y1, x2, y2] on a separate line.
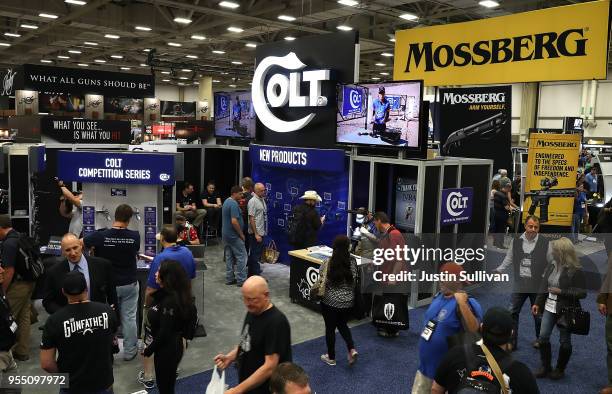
[336, 81, 423, 148]
[214, 91, 256, 139]
[104, 97, 143, 114]
[161, 101, 196, 117]
[39, 93, 85, 113]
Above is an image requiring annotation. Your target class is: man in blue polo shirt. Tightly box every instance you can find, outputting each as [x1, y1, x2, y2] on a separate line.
[371, 86, 390, 138]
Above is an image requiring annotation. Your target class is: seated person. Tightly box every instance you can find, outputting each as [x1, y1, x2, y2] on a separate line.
[201, 181, 222, 231]
[176, 214, 200, 246]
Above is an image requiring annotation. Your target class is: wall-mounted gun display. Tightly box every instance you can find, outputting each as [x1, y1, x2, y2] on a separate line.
[442, 112, 507, 155]
[525, 177, 575, 223]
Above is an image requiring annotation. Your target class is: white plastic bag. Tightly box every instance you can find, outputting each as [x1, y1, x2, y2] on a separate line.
[205, 366, 226, 394]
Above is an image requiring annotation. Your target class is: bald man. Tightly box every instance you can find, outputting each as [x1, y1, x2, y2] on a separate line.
[43, 233, 117, 315]
[248, 183, 268, 276]
[215, 276, 292, 394]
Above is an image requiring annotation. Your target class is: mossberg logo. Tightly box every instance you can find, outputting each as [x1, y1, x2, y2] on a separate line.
[404, 28, 587, 72]
[536, 140, 578, 148]
[443, 93, 505, 105]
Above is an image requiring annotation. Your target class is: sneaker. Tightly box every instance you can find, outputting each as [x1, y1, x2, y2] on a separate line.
[348, 349, 358, 366]
[137, 370, 155, 389]
[320, 354, 336, 366]
[2, 358, 17, 372]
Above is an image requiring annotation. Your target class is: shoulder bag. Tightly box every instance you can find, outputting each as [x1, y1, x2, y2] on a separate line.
[262, 240, 280, 264]
[447, 298, 482, 349]
[310, 260, 329, 301]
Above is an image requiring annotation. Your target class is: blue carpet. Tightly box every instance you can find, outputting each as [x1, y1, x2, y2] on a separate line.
[161, 249, 609, 393]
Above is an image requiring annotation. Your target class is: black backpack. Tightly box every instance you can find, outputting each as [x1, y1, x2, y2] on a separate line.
[13, 233, 44, 281]
[455, 345, 513, 394]
[287, 205, 305, 245]
[0, 292, 16, 351]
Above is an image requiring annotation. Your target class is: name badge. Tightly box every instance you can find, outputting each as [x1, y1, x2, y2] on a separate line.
[545, 293, 558, 314]
[421, 320, 437, 341]
[581, 202, 586, 209]
[520, 258, 532, 278]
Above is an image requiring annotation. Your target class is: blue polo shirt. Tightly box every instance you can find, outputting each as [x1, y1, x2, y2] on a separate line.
[586, 172, 597, 192]
[574, 192, 587, 218]
[372, 98, 390, 124]
[147, 245, 196, 290]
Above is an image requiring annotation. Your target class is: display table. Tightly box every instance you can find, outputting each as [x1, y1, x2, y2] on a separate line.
[288, 249, 324, 312]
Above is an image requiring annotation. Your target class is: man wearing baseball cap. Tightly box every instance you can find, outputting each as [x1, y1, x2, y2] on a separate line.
[432, 307, 540, 393]
[371, 86, 390, 138]
[40, 271, 118, 394]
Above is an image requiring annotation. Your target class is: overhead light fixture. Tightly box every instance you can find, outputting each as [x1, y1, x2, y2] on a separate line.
[381, 52, 393, 57]
[65, 0, 87, 4]
[371, 77, 381, 80]
[110, 55, 123, 59]
[479, 0, 499, 7]
[179, 77, 188, 80]
[162, 79, 170, 82]
[284, 36, 296, 41]
[0, 43, 10, 47]
[375, 63, 386, 66]
[227, 26, 244, 33]
[167, 42, 182, 47]
[219, 1, 240, 8]
[68, 50, 81, 54]
[389, 38, 396, 42]
[57, 55, 70, 59]
[191, 35, 206, 40]
[399, 13, 418, 21]
[39, 13, 59, 19]
[231, 61, 243, 65]
[229, 84, 237, 88]
[40, 59, 53, 63]
[337, 25, 353, 31]
[161, 71, 170, 74]
[186, 55, 198, 59]
[21, 24, 39, 29]
[143, 48, 151, 52]
[380, 72, 389, 75]
[213, 79, 220, 83]
[173, 17, 192, 24]
[278, 15, 296, 22]
[245, 43, 257, 48]
[338, 0, 358, 6]
[140, 63, 147, 67]
[4, 33, 21, 38]
[77, 63, 88, 66]
[135, 26, 151, 31]
[120, 67, 131, 70]
[94, 59, 106, 63]
[84, 41, 98, 45]
[104, 34, 120, 39]
[178, 82, 185, 86]
[181, 69, 192, 72]
[212, 50, 225, 54]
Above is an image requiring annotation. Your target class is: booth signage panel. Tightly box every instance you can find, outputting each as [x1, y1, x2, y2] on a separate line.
[599, 154, 612, 162]
[524, 132, 581, 226]
[438, 86, 512, 172]
[440, 187, 473, 225]
[254, 32, 358, 148]
[17, 64, 155, 97]
[57, 151, 175, 185]
[249, 144, 345, 172]
[395, 178, 417, 231]
[41, 117, 131, 144]
[563, 117, 584, 132]
[340, 86, 364, 117]
[393, 0, 610, 85]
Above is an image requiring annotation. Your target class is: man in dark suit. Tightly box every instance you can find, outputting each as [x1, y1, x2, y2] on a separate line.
[43, 233, 117, 314]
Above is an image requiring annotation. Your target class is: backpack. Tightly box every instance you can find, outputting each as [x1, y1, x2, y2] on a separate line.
[455, 344, 512, 394]
[14, 233, 44, 281]
[287, 205, 305, 245]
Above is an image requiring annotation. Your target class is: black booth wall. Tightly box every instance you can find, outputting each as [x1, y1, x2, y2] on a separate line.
[203, 148, 241, 198]
[422, 166, 441, 233]
[458, 165, 490, 233]
[351, 161, 370, 211]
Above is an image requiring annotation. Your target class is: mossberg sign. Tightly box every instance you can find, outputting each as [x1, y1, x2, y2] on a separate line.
[442, 93, 505, 105]
[536, 140, 579, 148]
[394, 0, 610, 86]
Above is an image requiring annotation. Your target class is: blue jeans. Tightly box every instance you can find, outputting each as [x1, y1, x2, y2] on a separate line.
[224, 237, 247, 284]
[538, 309, 572, 347]
[571, 213, 582, 243]
[248, 234, 264, 276]
[116, 281, 139, 358]
[509, 292, 541, 347]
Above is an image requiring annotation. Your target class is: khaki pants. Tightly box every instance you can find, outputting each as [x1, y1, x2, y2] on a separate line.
[6, 281, 35, 358]
[411, 370, 433, 394]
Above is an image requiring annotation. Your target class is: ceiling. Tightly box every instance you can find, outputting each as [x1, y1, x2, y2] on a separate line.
[0, 0, 603, 91]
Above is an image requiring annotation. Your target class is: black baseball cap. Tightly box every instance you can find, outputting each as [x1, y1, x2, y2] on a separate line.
[378, 86, 385, 94]
[62, 271, 87, 296]
[482, 307, 513, 346]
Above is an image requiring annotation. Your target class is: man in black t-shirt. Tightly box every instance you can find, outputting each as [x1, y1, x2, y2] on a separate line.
[41, 271, 117, 394]
[215, 276, 292, 394]
[432, 307, 540, 394]
[83, 204, 140, 361]
[201, 181, 222, 231]
[177, 181, 206, 227]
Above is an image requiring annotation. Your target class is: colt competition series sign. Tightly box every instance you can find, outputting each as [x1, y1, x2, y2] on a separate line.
[393, 0, 610, 85]
[523, 132, 581, 226]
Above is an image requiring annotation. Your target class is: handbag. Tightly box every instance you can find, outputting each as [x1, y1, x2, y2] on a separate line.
[447, 298, 482, 349]
[352, 274, 367, 320]
[371, 293, 409, 330]
[262, 240, 280, 264]
[310, 260, 329, 301]
[561, 306, 590, 335]
[205, 366, 226, 394]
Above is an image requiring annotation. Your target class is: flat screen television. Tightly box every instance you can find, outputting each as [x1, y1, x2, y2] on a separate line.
[336, 80, 423, 149]
[213, 91, 255, 139]
[161, 101, 196, 117]
[104, 97, 143, 114]
[39, 93, 85, 113]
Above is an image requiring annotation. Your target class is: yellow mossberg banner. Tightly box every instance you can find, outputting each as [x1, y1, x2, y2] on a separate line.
[393, 0, 611, 86]
[523, 132, 581, 227]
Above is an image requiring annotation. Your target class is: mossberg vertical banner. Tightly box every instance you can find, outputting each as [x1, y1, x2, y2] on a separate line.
[523, 132, 581, 226]
[394, 0, 610, 85]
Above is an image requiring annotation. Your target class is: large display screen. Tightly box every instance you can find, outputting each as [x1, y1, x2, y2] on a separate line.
[39, 93, 85, 113]
[104, 97, 144, 114]
[336, 81, 422, 148]
[161, 101, 196, 117]
[214, 91, 256, 139]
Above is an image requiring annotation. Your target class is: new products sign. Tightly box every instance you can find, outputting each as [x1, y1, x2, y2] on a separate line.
[523, 132, 581, 226]
[249, 144, 345, 172]
[393, 0, 610, 85]
[441, 187, 473, 226]
[41, 117, 131, 144]
[439, 86, 512, 172]
[57, 151, 175, 185]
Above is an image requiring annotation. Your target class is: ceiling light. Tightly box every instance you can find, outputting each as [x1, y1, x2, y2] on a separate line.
[231, 61, 243, 65]
[173, 17, 192, 24]
[372, 77, 381, 80]
[229, 84, 237, 88]
[191, 35, 206, 40]
[167, 42, 182, 47]
[140, 63, 147, 67]
[227, 26, 244, 33]
[120, 67, 131, 70]
[0, 43, 10, 47]
[40, 59, 52, 63]
[178, 82, 185, 86]
[84, 41, 97, 45]
[479, 0, 499, 7]
[186, 55, 198, 59]
[278, 15, 296, 22]
[21, 24, 38, 29]
[161, 71, 170, 74]
[143, 48, 150, 52]
[162, 79, 170, 82]
[4, 33, 20, 38]
[219, 1, 240, 8]
[337, 25, 353, 31]
[110, 55, 123, 59]
[57, 55, 70, 59]
[381, 52, 393, 57]
[245, 43, 257, 48]
[181, 69, 192, 72]
[389, 38, 396, 42]
[284, 36, 296, 41]
[65, 0, 86, 4]
[179, 77, 188, 80]
[212, 50, 225, 54]
[94, 59, 106, 63]
[77, 63, 88, 66]
[380, 72, 389, 75]
[213, 80, 220, 83]
[338, 0, 358, 5]
[375, 63, 386, 66]
[135, 26, 151, 31]
[104, 34, 120, 39]
[39, 13, 59, 19]
[399, 13, 418, 21]
[68, 50, 81, 54]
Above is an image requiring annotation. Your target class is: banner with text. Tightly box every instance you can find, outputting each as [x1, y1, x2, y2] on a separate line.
[249, 144, 345, 173]
[41, 117, 131, 144]
[523, 132, 581, 226]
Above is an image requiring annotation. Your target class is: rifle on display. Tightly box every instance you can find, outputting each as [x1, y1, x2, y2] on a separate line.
[525, 176, 575, 223]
